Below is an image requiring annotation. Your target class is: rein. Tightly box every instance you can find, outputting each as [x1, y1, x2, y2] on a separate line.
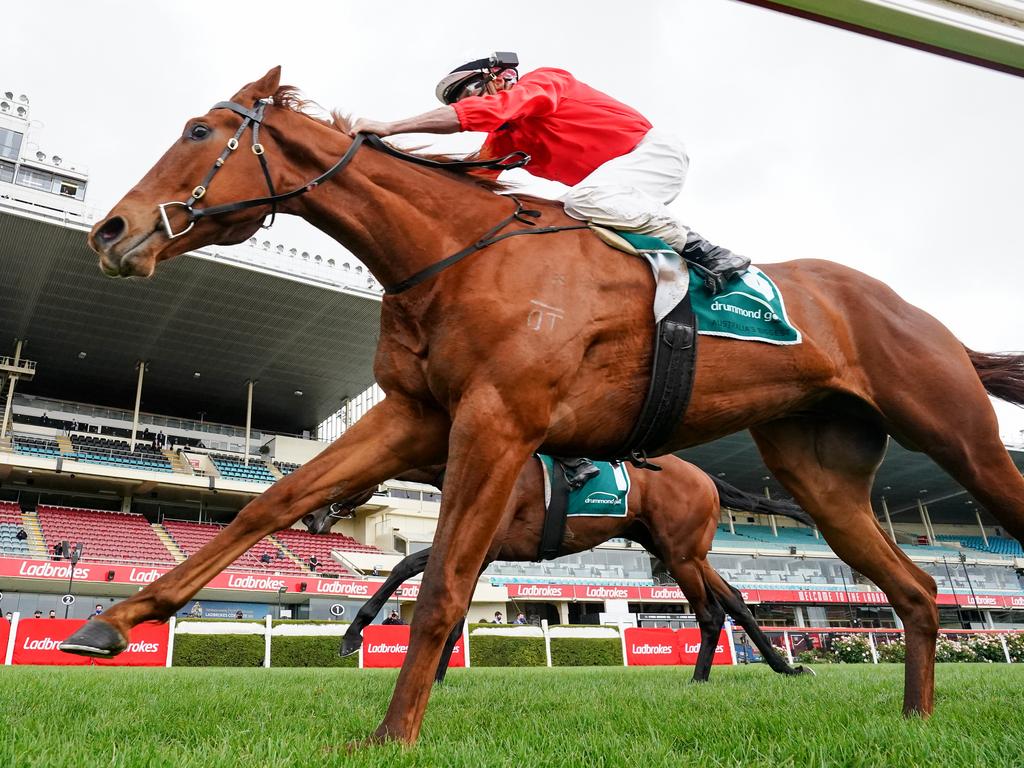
[159, 99, 586, 293]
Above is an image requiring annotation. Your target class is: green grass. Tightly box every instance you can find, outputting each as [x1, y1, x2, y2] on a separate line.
[1, 664, 1022, 767]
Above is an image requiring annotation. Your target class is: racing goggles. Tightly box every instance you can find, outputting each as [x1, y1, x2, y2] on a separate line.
[450, 68, 518, 102]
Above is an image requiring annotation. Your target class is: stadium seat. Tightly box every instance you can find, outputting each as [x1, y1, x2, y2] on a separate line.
[35, 505, 177, 565]
[162, 520, 308, 574]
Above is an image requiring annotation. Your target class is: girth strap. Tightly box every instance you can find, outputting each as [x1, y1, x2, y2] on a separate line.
[616, 292, 698, 464]
[536, 459, 571, 561]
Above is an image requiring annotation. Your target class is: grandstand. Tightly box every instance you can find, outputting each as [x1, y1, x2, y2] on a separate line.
[1, 90, 1023, 630]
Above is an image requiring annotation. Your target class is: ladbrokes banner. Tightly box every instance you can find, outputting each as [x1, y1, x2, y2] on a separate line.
[361, 624, 466, 669]
[676, 627, 733, 666]
[0, 618, 10, 662]
[623, 628, 679, 666]
[12, 619, 169, 666]
[624, 627, 734, 666]
[3, 557, 1022, 607]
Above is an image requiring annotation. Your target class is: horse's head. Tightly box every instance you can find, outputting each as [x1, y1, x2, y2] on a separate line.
[89, 67, 284, 278]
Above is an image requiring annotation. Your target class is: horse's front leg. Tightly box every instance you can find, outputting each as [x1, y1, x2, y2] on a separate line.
[368, 396, 543, 745]
[60, 397, 449, 657]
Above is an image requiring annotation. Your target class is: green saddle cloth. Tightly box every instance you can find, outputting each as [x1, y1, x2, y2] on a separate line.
[537, 455, 631, 518]
[617, 232, 802, 345]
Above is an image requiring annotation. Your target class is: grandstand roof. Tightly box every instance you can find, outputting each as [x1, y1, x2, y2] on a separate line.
[678, 432, 1024, 525]
[0, 206, 382, 433]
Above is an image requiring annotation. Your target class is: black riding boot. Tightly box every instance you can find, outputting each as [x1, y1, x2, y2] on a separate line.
[557, 457, 600, 490]
[681, 232, 751, 294]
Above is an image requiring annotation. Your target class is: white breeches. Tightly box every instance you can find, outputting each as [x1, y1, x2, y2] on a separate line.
[561, 128, 690, 250]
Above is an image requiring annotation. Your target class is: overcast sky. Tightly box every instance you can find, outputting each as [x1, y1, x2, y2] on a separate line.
[3, 0, 1022, 438]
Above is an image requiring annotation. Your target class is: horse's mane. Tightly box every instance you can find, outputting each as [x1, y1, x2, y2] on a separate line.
[272, 86, 509, 193]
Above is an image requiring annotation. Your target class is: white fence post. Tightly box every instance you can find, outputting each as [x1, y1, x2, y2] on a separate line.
[263, 614, 272, 668]
[619, 622, 629, 667]
[4, 612, 19, 665]
[867, 632, 878, 664]
[165, 616, 176, 667]
[725, 621, 738, 665]
[1000, 635, 1012, 664]
[782, 631, 794, 665]
[463, 621, 471, 669]
[542, 619, 552, 668]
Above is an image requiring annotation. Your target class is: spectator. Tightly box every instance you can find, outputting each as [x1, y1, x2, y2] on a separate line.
[15, 528, 27, 541]
[371, 566, 380, 577]
[189, 601, 203, 618]
[33, 610, 42, 618]
[514, 612, 528, 625]
[493, 611, 504, 624]
[48, 610, 56, 619]
[157, 430, 166, 448]
[235, 609, 244, 620]
[4, 612, 11, 621]
[71, 418, 79, 432]
[382, 610, 404, 626]
[41, 412, 49, 426]
[94, 604, 104, 616]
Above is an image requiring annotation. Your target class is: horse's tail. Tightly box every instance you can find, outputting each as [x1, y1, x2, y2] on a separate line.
[710, 475, 814, 527]
[965, 347, 1024, 407]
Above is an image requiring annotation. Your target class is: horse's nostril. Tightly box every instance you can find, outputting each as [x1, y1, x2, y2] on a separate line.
[97, 216, 127, 243]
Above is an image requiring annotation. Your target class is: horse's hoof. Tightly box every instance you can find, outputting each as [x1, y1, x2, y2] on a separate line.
[339, 632, 363, 657]
[793, 665, 816, 677]
[59, 619, 128, 658]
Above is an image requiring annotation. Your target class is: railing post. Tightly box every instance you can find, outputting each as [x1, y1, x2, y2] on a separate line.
[165, 616, 176, 667]
[4, 612, 19, 665]
[619, 622, 629, 667]
[782, 631, 794, 665]
[725, 621, 738, 665]
[463, 621, 471, 668]
[1000, 635, 1012, 664]
[542, 619, 552, 668]
[867, 631, 878, 664]
[263, 613, 272, 668]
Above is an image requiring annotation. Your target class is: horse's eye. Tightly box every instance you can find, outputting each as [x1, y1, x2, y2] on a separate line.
[188, 124, 211, 140]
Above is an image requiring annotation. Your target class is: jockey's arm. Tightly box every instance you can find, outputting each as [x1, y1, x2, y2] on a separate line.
[348, 107, 460, 138]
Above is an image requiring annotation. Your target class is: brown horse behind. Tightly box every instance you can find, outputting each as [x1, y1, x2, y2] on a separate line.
[314, 455, 813, 682]
[68, 67, 1024, 744]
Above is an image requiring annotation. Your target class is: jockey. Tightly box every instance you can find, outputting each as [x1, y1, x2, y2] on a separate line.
[348, 52, 751, 295]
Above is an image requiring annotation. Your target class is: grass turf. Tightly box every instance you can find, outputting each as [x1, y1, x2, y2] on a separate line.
[1, 664, 1021, 767]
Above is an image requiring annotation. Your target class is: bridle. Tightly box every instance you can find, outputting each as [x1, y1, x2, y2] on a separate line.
[159, 98, 587, 294]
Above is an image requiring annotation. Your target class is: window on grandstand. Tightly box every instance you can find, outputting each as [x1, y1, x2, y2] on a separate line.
[16, 165, 53, 191]
[0, 127, 22, 160]
[58, 179, 80, 198]
[0, 160, 13, 183]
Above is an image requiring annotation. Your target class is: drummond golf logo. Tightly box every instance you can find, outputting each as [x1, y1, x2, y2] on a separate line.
[584, 491, 619, 505]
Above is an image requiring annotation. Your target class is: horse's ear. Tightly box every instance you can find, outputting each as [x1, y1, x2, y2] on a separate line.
[231, 66, 282, 103]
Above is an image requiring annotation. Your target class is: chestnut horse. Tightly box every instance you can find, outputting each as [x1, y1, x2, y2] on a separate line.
[311, 456, 813, 682]
[68, 67, 1024, 744]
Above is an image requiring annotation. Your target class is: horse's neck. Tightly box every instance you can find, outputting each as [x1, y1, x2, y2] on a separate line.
[275, 116, 509, 289]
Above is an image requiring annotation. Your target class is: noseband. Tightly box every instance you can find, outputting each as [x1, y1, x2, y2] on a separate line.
[158, 99, 531, 240]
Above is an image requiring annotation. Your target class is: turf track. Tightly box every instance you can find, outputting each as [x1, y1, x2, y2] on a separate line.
[1, 664, 1021, 767]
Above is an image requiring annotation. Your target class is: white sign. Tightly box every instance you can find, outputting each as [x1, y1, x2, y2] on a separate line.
[330, 603, 345, 617]
[61, 594, 76, 606]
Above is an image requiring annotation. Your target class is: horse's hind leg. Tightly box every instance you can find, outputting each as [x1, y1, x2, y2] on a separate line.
[874, 345, 1024, 542]
[751, 415, 939, 717]
[701, 566, 808, 676]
